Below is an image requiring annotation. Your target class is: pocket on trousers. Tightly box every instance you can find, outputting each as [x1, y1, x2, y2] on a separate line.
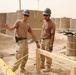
[16, 53, 21, 59]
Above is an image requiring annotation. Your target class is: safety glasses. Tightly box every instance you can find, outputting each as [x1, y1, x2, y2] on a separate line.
[24, 15, 29, 17]
[43, 14, 49, 16]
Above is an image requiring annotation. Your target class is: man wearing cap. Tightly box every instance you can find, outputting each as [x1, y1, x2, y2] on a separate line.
[40, 8, 55, 72]
[2, 9, 40, 73]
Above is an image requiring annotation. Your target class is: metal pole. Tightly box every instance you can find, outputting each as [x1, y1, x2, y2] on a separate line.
[38, 0, 39, 10]
[19, 0, 21, 11]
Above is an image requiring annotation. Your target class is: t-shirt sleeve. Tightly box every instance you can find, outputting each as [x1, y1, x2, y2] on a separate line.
[51, 23, 55, 34]
[28, 25, 33, 33]
[13, 20, 20, 29]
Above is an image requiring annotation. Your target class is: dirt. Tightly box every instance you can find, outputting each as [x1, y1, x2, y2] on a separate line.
[0, 32, 73, 75]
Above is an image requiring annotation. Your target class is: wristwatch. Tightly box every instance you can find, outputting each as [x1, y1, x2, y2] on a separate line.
[36, 41, 38, 43]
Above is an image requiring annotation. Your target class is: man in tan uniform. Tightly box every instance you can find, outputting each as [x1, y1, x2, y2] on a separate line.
[40, 8, 55, 72]
[2, 9, 40, 73]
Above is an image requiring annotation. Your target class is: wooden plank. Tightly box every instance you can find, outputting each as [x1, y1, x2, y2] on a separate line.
[37, 49, 76, 67]
[36, 49, 41, 74]
[56, 51, 76, 61]
[0, 58, 15, 75]
[36, 49, 76, 75]
[70, 67, 76, 75]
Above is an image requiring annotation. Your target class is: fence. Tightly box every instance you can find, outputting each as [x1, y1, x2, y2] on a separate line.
[36, 49, 76, 75]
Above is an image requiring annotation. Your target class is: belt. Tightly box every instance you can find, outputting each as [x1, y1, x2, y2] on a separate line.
[15, 36, 27, 42]
[16, 37, 27, 40]
[19, 38, 27, 40]
[42, 38, 50, 40]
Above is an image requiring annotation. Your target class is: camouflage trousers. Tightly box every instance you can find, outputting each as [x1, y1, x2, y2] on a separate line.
[12, 39, 28, 72]
[41, 39, 52, 67]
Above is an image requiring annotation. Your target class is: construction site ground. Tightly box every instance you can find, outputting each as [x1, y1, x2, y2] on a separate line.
[0, 32, 75, 75]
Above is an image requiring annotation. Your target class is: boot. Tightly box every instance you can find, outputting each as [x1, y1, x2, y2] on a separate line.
[12, 67, 17, 72]
[20, 68, 29, 74]
[20, 68, 26, 73]
[46, 66, 51, 71]
[43, 66, 51, 72]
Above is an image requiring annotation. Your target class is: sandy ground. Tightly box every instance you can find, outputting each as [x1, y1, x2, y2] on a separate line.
[0, 32, 74, 75]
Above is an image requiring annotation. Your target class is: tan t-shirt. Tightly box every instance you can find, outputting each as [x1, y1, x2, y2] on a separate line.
[41, 19, 55, 39]
[14, 20, 33, 38]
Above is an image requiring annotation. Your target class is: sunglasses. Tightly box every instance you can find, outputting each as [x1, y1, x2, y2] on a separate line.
[43, 14, 49, 16]
[24, 15, 29, 17]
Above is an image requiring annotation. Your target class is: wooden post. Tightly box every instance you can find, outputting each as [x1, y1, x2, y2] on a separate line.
[70, 67, 76, 75]
[36, 49, 76, 75]
[36, 49, 41, 74]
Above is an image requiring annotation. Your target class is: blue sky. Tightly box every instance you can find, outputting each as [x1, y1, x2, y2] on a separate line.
[0, 0, 76, 18]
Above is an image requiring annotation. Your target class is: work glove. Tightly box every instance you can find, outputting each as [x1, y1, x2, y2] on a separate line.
[49, 45, 53, 52]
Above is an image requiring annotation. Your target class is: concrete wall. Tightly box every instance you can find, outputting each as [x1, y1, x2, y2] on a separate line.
[16, 10, 23, 19]
[51, 18, 55, 23]
[6, 13, 17, 36]
[0, 10, 76, 40]
[55, 18, 60, 30]
[0, 13, 6, 33]
[0, 13, 6, 27]
[60, 17, 70, 31]
[28, 10, 43, 39]
[70, 19, 76, 31]
[29, 10, 43, 28]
